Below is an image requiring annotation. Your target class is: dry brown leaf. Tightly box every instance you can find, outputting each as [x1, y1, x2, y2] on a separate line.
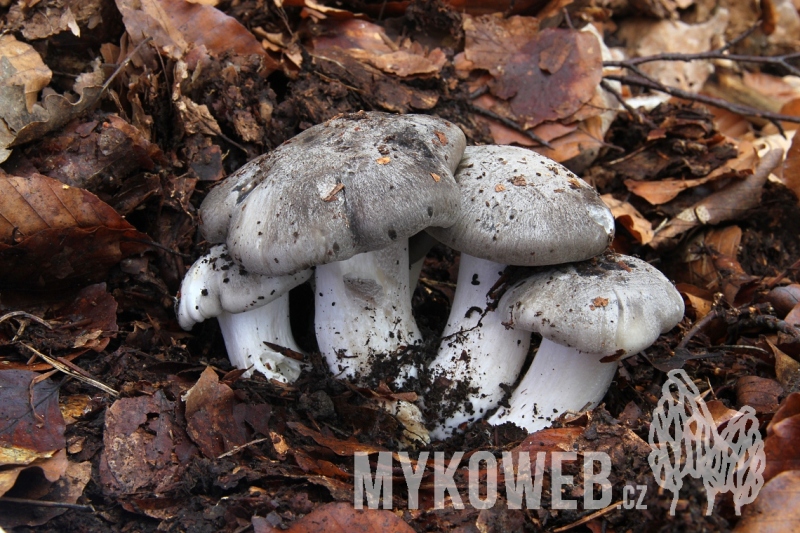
[616, 9, 728, 93]
[601, 194, 654, 244]
[99, 391, 194, 497]
[735, 376, 784, 413]
[651, 148, 783, 248]
[0, 452, 91, 528]
[734, 470, 800, 533]
[459, 15, 602, 128]
[288, 422, 392, 458]
[676, 282, 714, 320]
[115, 0, 277, 70]
[0, 371, 65, 467]
[769, 340, 800, 393]
[766, 284, 800, 317]
[782, 128, 800, 202]
[0, 173, 149, 289]
[762, 393, 800, 482]
[0, 35, 51, 112]
[0, 173, 133, 241]
[312, 19, 445, 78]
[785, 303, 800, 329]
[183, 367, 249, 459]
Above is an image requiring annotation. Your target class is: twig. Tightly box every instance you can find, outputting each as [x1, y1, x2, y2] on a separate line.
[599, 79, 650, 126]
[20, 343, 118, 397]
[468, 104, 553, 149]
[676, 309, 721, 351]
[552, 500, 624, 532]
[0, 496, 95, 512]
[0, 311, 53, 329]
[604, 50, 800, 78]
[101, 37, 154, 94]
[603, 72, 798, 134]
[218, 437, 272, 458]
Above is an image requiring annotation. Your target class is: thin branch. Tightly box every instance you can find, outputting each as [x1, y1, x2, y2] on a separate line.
[604, 51, 800, 78]
[599, 79, 650, 126]
[20, 343, 118, 397]
[603, 72, 798, 134]
[0, 496, 95, 512]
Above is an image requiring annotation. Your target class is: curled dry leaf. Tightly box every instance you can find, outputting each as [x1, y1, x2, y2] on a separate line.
[0, 453, 91, 529]
[782, 128, 800, 202]
[650, 148, 783, 249]
[254, 501, 415, 533]
[0, 36, 107, 163]
[601, 194, 654, 244]
[769, 340, 800, 394]
[116, 0, 278, 71]
[0, 35, 52, 112]
[0, 173, 150, 289]
[312, 19, 446, 78]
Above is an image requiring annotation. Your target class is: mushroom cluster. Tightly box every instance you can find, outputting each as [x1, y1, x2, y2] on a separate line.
[176, 111, 684, 442]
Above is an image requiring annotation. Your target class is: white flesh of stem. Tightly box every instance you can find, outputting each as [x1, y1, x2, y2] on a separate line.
[428, 253, 530, 440]
[216, 292, 303, 383]
[314, 240, 421, 384]
[488, 337, 618, 432]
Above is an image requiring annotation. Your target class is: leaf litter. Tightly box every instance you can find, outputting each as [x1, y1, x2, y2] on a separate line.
[0, 0, 800, 531]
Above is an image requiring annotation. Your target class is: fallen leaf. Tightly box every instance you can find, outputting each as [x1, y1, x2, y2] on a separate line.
[766, 285, 800, 317]
[734, 470, 800, 532]
[0, 456, 91, 528]
[601, 194, 654, 244]
[617, 9, 729, 93]
[762, 393, 800, 482]
[650, 148, 783, 249]
[312, 19, 445, 78]
[769, 341, 800, 394]
[676, 282, 714, 320]
[115, 0, 277, 68]
[735, 376, 784, 414]
[782, 128, 800, 202]
[99, 391, 195, 498]
[0, 35, 52, 112]
[183, 366, 249, 459]
[0, 370, 65, 464]
[288, 421, 391, 457]
[0, 173, 150, 289]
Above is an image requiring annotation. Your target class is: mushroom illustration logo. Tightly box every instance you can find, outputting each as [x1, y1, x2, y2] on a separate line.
[648, 369, 765, 516]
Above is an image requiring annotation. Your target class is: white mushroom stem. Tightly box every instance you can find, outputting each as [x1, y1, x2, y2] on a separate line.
[426, 253, 530, 440]
[314, 239, 421, 384]
[216, 293, 304, 382]
[488, 338, 619, 433]
[176, 244, 311, 383]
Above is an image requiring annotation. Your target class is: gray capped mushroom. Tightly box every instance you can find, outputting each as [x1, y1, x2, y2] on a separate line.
[424, 145, 615, 439]
[199, 111, 466, 384]
[488, 252, 685, 432]
[176, 244, 312, 382]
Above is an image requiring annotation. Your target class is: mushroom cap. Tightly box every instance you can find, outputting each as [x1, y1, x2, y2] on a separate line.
[200, 111, 466, 276]
[176, 244, 312, 330]
[426, 145, 614, 266]
[500, 253, 685, 357]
